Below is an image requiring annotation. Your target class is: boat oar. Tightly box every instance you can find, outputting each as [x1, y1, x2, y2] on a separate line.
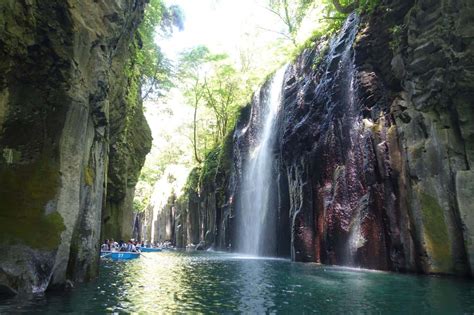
[139, 252, 150, 259]
[101, 252, 112, 258]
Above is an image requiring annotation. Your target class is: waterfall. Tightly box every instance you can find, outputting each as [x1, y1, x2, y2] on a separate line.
[237, 65, 287, 256]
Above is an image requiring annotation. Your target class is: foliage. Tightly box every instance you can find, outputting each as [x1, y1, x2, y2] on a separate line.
[203, 62, 243, 144]
[178, 46, 245, 164]
[177, 46, 211, 163]
[389, 25, 404, 52]
[133, 198, 148, 213]
[182, 127, 235, 200]
[290, 28, 329, 63]
[199, 145, 221, 187]
[262, 0, 380, 65]
[281, 0, 382, 64]
[266, 0, 315, 45]
[217, 128, 235, 174]
[322, 0, 380, 16]
[357, 0, 380, 14]
[129, 0, 184, 101]
[184, 167, 201, 194]
[129, 0, 184, 215]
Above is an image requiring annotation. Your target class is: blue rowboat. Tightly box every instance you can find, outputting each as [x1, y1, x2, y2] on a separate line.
[100, 251, 140, 260]
[138, 247, 162, 253]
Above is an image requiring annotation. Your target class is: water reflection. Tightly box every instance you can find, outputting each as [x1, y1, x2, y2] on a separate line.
[1, 251, 474, 313]
[238, 258, 272, 312]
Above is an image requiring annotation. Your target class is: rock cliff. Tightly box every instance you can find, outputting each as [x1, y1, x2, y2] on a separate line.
[171, 133, 234, 251]
[260, 0, 473, 275]
[0, 0, 151, 294]
[275, 0, 474, 275]
[171, 0, 473, 277]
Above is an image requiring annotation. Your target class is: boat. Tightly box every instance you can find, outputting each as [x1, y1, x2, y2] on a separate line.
[137, 247, 162, 253]
[100, 251, 140, 260]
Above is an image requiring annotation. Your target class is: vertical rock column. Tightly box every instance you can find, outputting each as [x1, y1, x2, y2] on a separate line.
[0, 0, 150, 294]
[393, 0, 474, 275]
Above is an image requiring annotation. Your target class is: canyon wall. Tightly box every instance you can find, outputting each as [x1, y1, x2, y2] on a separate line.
[276, 0, 474, 275]
[0, 0, 151, 294]
[169, 0, 473, 277]
[174, 134, 234, 250]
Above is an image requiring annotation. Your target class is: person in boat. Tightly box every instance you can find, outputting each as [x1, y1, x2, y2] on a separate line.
[119, 240, 127, 252]
[127, 240, 139, 252]
[101, 239, 109, 251]
[109, 239, 119, 252]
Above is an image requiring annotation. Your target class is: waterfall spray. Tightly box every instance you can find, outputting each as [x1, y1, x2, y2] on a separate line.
[237, 65, 287, 256]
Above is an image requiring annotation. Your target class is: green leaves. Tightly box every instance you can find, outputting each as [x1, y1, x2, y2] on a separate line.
[267, 0, 315, 45]
[177, 46, 245, 164]
[131, 0, 185, 100]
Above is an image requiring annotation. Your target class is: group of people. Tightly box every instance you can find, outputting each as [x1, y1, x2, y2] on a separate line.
[101, 239, 141, 253]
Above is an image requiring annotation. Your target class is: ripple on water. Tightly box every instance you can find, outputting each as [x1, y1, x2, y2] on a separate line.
[1, 251, 474, 313]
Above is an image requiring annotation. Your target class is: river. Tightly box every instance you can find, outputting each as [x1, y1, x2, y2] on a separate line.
[1, 251, 474, 313]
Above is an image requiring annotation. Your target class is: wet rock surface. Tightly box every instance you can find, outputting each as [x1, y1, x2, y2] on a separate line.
[134, 0, 472, 277]
[173, 133, 235, 251]
[274, 0, 474, 275]
[222, 0, 474, 276]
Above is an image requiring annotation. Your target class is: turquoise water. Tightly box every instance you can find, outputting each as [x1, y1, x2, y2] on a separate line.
[1, 251, 474, 313]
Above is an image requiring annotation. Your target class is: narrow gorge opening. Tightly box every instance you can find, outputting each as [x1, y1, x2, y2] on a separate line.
[1, 0, 474, 312]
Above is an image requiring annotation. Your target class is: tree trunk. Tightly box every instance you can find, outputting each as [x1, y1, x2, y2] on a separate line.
[332, 0, 359, 14]
[193, 101, 202, 163]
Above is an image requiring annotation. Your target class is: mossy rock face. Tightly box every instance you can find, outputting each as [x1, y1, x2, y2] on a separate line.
[0, 0, 151, 294]
[0, 156, 65, 250]
[419, 192, 453, 272]
[200, 147, 221, 188]
[184, 167, 201, 194]
[84, 166, 95, 186]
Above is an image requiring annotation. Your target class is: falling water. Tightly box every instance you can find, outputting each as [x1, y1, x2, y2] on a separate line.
[238, 65, 287, 255]
[336, 14, 363, 266]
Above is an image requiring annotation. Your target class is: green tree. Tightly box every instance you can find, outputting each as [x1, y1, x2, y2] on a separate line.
[132, 0, 184, 100]
[266, 0, 314, 46]
[178, 46, 209, 163]
[203, 62, 243, 144]
[330, 0, 359, 13]
[177, 46, 226, 163]
[322, 0, 379, 16]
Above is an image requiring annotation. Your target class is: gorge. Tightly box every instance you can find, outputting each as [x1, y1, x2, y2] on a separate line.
[0, 0, 473, 305]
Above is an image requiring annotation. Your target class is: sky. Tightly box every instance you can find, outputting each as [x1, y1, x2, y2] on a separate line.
[159, 0, 283, 63]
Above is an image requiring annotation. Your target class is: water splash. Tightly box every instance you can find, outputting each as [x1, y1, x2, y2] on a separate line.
[238, 65, 288, 255]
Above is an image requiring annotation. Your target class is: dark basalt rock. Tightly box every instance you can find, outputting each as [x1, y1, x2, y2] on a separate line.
[272, 0, 474, 275]
[226, 0, 474, 276]
[150, 0, 473, 277]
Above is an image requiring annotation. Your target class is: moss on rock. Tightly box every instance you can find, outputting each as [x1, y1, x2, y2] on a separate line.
[84, 166, 94, 186]
[419, 192, 453, 272]
[0, 156, 65, 250]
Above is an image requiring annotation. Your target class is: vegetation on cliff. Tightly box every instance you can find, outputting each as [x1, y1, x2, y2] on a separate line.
[103, 0, 183, 240]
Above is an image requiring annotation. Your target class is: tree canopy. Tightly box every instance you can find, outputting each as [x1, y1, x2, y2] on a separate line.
[133, 0, 185, 100]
